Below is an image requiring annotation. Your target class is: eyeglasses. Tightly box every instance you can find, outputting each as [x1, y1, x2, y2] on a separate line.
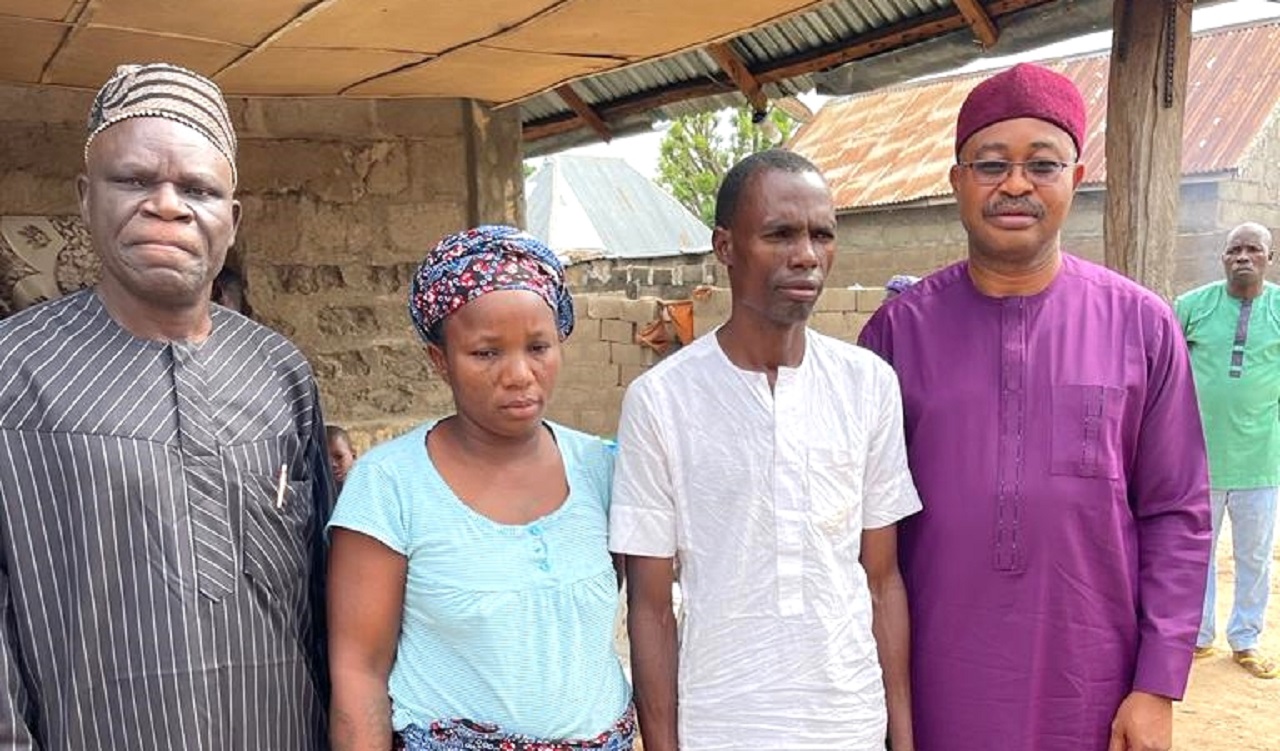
[957, 159, 1074, 186]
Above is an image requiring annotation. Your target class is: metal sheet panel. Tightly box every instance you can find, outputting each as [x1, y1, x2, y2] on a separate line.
[788, 20, 1280, 211]
[525, 155, 711, 258]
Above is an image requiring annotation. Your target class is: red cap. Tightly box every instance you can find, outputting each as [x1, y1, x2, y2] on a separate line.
[955, 63, 1086, 157]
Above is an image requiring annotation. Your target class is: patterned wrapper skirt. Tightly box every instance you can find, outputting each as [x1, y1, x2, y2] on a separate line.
[394, 704, 637, 751]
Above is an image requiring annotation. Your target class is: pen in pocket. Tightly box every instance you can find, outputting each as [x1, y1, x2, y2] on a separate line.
[274, 464, 288, 510]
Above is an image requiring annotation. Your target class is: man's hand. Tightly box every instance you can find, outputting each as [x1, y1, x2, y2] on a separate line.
[1107, 691, 1172, 751]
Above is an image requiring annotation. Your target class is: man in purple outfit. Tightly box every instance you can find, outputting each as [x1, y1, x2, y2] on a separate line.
[858, 63, 1211, 751]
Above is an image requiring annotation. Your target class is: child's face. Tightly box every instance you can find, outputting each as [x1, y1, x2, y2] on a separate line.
[328, 437, 355, 484]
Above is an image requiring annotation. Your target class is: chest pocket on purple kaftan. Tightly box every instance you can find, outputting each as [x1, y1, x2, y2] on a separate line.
[1049, 384, 1127, 480]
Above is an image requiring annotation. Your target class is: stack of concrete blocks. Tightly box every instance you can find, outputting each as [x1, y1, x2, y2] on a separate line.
[562, 254, 720, 300]
[547, 293, 663, 437]
[549, 286, 889, 439]
[689, 285, 886, 345]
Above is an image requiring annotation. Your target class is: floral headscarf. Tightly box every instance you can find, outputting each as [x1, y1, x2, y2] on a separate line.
[408, 225, 574, 345]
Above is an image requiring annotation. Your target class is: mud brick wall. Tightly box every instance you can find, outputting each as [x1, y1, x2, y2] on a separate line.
[0, 85, 97, 317]
[0, 83, 523, 453]
[233, 98, 524, 451]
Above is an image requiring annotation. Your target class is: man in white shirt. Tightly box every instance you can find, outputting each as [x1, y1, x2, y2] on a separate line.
[610, 149, 921, 751]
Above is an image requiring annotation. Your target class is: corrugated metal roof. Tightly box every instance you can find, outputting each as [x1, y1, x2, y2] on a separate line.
[522, 0, 1113, 155]
[525, 155, 712, 259]
[1179, 20, 1280, 175]
[790, 19, 1280, 212]
[526, 0, 951, 127]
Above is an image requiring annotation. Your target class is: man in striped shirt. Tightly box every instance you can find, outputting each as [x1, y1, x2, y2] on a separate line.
[0, 62, 332, 749]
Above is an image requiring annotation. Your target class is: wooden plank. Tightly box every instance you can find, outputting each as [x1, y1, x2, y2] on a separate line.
[217, 0, 344, 80]
[38, 0, 95, 83]
[1103, 0, 1192, 299]
[524, 78, 728, 141]
[952, 0, 999, 48]
[705, 41, 768, 114]
[554, 83, 612, 141]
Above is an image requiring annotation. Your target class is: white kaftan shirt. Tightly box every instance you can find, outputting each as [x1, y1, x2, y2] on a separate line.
[609, 328, 921, 750]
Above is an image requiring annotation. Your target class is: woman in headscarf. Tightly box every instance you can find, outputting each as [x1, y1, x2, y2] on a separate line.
[327, 226, 635, 751]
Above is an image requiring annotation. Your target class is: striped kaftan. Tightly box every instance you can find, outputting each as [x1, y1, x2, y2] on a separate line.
[0, 290, 332, 750]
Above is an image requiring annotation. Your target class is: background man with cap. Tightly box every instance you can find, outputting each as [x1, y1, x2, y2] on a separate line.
[884, 274, 920, 300]
[0, 63, 332, 748]
[859, 63, 1211, 751]
[1176, 222, 1280, 680]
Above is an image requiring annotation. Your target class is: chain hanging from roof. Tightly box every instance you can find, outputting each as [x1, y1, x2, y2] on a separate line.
[1163, 0, 1176, 108]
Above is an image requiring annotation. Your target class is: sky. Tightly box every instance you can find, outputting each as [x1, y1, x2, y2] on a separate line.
[543, 0, 1280, 180]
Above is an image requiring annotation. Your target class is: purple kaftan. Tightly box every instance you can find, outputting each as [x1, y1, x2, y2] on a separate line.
[858, 255, 1210, 751]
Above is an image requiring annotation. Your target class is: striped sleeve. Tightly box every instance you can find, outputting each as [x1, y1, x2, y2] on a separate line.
[304, 384, 336, 704]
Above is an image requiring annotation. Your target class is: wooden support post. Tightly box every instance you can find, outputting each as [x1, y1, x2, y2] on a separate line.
[1103, 0, 1192, 299]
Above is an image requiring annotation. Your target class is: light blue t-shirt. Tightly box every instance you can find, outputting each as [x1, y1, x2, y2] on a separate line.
[327, 420, 631, 739]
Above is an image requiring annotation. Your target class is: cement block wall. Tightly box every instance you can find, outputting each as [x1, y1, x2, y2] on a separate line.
[544, 295, 664, 437]
[6, 79, 1273, 448]
[563, 253, 721, 300]
[686, 285, 883, 342]
[555, 156, 1273, 437]
[832, 151, 1280, 298]
[0, 82, 522, 451]
[549, 286, 885, 437]
[1218, 111, 1280, 240]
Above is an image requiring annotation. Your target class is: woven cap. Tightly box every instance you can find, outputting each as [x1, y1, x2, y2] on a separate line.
[85, 62, 237, 185]
[955, 63, 1085, 158]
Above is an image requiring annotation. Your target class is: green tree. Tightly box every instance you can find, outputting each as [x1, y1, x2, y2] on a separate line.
[657, 105, 796, 227]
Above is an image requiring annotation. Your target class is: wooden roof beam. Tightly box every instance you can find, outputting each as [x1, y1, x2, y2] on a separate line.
[554, 84, 612, 142]
[525, 79, 730, 142]
[758, 0, 1050, 83]
[705, 41, 770, 114]
[524, 0, 1055, 143]
[953, 0, 999, 48]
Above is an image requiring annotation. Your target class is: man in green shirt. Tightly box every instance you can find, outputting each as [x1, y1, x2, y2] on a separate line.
[1175, 222, 1280, 679]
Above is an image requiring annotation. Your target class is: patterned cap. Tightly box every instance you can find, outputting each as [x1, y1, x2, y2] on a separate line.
[408, 225, 574, 345]
[885, 274, 920, 294]
[85, 62, 238, 185]
[955, 63, 1086, 158]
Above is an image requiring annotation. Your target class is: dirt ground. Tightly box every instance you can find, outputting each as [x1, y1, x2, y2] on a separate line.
[1175, 527, 1280, 751]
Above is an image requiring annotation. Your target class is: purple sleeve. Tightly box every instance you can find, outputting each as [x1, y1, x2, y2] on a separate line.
[1128, 304, 1212, 699]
